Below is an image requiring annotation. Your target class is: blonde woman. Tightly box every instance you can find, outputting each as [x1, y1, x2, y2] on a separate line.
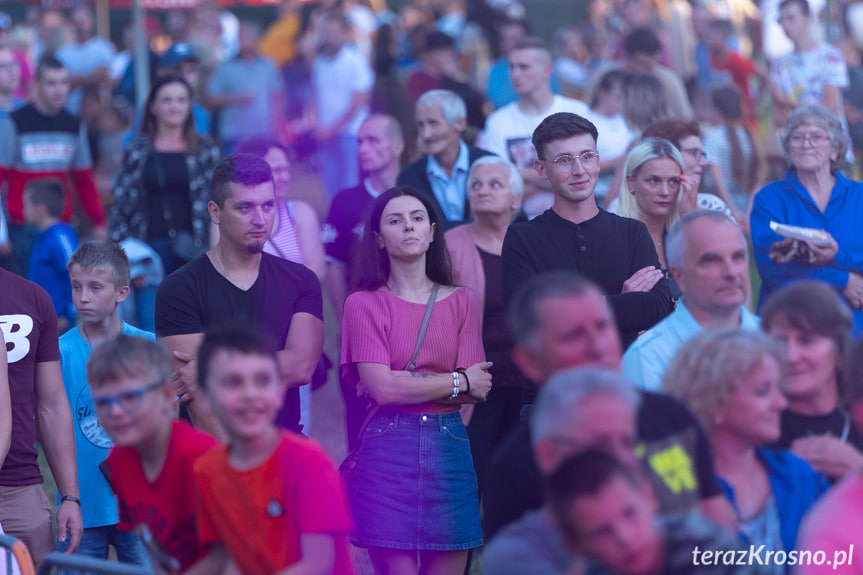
[663, 329, 828, 558]
[614, 137, 687, 270]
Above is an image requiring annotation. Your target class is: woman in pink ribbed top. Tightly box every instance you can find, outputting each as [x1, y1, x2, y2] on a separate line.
[341, 187, 493, 575]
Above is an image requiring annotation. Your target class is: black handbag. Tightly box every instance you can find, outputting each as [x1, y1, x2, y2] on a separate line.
[339, 284, 440, 487]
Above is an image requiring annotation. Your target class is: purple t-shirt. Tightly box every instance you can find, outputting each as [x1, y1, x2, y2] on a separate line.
[0, 269, 61, 485]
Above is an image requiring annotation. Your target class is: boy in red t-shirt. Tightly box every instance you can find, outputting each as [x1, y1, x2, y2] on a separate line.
[87, 335, 222, 574]
[193, 321, 354, 575]
[706, 18, 768, 127]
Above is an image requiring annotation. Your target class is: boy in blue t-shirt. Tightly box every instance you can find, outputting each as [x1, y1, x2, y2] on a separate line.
[24, 179, 78, 332]
[58, 240, 151, 564]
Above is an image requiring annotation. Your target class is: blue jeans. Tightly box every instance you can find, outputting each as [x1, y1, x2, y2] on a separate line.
[318, 135, 359, 199]
[57, 525, 149, 568]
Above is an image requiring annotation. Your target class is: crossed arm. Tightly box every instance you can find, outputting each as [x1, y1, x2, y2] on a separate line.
[159, 313, 324, 440]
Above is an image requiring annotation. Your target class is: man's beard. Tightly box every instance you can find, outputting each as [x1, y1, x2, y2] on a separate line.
[247, 239, 266, 254]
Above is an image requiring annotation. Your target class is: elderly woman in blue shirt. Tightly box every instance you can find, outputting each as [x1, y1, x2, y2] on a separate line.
[751, 105, 863, 334]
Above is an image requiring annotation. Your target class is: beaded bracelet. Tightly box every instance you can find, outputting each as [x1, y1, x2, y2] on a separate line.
[450, 371, 461, 399]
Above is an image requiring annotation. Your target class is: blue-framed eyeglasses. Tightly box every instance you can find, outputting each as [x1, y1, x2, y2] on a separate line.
[92, 380, 166, 414]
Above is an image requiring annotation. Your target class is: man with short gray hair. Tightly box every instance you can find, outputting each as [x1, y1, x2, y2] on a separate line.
[481, 367, 641, 575]
[622, 210, 760, 391]
[397, 89, 494, 228]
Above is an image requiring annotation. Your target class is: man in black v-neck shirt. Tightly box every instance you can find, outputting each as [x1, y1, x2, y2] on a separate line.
[501, 113, 672, 347]
[155, 154, 323, 436]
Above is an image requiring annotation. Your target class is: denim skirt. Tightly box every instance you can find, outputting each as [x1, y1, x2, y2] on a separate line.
[348, 410, 484, 551]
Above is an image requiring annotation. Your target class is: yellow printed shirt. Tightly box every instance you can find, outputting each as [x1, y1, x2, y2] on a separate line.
[635, 392, 722, 514]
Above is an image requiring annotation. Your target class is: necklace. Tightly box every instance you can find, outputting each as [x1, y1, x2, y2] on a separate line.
[213, 249, 234, 284]
[213, 249, 258, 290]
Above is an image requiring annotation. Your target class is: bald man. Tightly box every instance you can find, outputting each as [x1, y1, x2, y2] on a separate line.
[322, 114, 405, 447]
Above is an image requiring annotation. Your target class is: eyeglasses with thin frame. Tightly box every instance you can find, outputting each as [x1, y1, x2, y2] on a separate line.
[681, 147, 708, 161]
[92, 380, 166, 414]
[789, 132, 830, 148]
[548, 151, 600, 172]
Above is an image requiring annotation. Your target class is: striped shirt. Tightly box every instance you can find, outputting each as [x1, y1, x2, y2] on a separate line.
[264, 201, 303, 264]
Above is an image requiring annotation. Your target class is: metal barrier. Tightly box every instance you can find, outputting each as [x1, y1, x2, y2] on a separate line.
[36, 552, 152, 575]
[0, 533, 35, 575]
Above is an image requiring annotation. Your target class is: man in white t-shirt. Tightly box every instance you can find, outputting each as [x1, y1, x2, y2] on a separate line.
[55, 6, 114, 115]
[311, 10, 375, 199]
[481, 37, 593, 218]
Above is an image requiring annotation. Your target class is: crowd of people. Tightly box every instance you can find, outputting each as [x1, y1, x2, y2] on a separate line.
[1, 0, 863, 573]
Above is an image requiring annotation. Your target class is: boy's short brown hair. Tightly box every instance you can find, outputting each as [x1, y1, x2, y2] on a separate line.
[25, 179, 65, 218]
[197, 320, 277, 390]
[87, 335, 171, 391]
[546, 449, 642, 540]
[68, 241, 132, 289]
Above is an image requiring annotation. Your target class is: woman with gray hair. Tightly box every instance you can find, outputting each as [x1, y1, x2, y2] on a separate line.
[751, 105, 863, 335]
[446, 155, 525, 489]
[663, 330, 828, 563]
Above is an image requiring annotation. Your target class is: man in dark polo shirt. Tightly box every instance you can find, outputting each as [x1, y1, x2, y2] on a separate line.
[155, 154, 323, 437]
[501, 112, 672, 347]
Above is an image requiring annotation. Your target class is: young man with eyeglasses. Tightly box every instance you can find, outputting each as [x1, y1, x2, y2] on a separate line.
[501, 112, 673, 348]
[89, 335, 226, 574]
